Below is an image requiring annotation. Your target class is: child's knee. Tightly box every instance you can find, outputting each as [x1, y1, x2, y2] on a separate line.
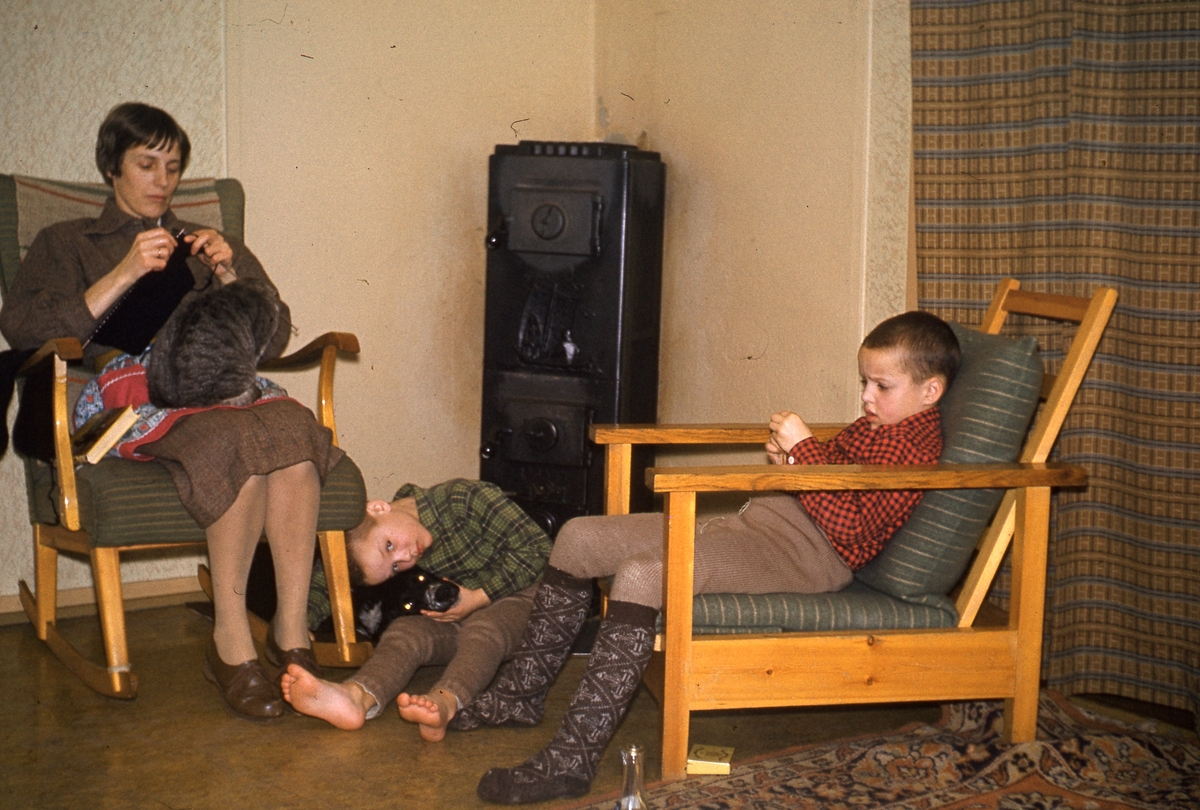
[456, 621, 511, 660]
[609, 553, 662, 607]
[377, 614, 441, 656]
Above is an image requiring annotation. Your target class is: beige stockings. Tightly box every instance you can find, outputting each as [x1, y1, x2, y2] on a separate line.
[206, 461, 320, 665]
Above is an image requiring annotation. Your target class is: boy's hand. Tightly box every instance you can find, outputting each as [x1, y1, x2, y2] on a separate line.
[765, 436, 787, 465]
[422, 585, 491, 623]
[768, 411, 813, 460]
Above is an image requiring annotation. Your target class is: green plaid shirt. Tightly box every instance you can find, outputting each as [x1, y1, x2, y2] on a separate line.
[308, 479, 550, 628]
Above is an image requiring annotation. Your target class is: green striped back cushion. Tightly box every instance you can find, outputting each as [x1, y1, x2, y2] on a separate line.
[28, 455, 365, 547]
[853, 324, 1042, 602]
[0, 174, 244, 294]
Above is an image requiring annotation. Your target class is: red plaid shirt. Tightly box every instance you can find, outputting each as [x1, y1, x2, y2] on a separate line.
[786, 406, 942, 570]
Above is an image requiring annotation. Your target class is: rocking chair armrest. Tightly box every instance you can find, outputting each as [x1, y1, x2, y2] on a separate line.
[16, 337, 83, 374]
[16, 337, 84, 530]
[257, 331, 360, 370]
[648, 461, 1087, 494]
[591, 422, 845, 446]
[257, 331, 359, 442]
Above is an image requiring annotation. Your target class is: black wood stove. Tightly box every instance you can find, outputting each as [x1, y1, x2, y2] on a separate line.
[479, 141, 665, 537]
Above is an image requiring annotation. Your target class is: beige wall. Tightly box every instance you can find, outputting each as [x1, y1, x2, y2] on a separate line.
[596, 1, 909, 431]
[223, 0, 595, 493]
[0, 0, 909, 605]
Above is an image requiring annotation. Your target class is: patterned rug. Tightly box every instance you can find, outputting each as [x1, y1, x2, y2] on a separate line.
[564, 692, 1199, 809]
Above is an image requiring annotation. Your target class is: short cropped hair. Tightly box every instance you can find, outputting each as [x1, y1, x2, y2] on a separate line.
[862, 310, 961, 388]
[95, 103, 191, 185]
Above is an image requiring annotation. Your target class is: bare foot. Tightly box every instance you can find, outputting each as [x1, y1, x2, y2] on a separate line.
[280, 663, 373, 730]
[397, 689, 457, 742]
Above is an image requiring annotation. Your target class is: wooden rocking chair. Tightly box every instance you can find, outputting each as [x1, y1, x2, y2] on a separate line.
[2, 174, 373, 699]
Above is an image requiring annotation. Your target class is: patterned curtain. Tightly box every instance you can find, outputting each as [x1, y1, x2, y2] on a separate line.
[911, 0, 1199, 726]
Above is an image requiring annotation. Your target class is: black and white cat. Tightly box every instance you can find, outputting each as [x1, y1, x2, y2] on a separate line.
[146, 279, 280, 408]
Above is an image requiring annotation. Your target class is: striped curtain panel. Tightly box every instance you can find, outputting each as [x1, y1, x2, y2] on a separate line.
[911, 0, 1199, 726]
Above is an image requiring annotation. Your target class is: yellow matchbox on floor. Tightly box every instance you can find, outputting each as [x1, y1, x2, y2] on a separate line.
[686, 745, 734, 775]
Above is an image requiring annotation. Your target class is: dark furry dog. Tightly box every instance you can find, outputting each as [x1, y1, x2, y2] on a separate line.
[244, 545, 460, 645]
[146, 279, 280, 408]
[340, 567, 461, 643]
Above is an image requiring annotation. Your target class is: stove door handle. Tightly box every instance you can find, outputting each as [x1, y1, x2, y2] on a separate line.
[480, 427, 513, 459]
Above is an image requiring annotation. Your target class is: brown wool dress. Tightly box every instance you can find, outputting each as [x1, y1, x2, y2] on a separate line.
[141, 398, 345, 529]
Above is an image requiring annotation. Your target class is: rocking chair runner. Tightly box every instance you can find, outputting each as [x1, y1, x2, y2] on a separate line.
[592, 279, 1117, 779]
[2, 174, 373, 699]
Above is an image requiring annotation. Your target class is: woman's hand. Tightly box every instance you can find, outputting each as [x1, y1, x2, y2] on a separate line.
[421, 585, 491, 623]
[768, 410, 813, 462]
[123, 227, 178, 278]
[187, 229, 237, 285]
[85, 227, 178, 318]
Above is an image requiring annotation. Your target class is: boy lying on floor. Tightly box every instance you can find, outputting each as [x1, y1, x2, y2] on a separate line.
[288, 478, 550, 741]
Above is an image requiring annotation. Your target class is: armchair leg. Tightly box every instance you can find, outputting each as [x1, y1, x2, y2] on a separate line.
[21, 526, 137, 699]
[660, 492, 697, 781]
[660, 683, 691, 780]
[1003, 486, 1051, 743]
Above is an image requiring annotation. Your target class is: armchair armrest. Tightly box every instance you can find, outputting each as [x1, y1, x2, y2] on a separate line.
[592, 422, 844, 445]
[590, 421, 846, 515]
[257, 332, 360, 441]
[647, 461, 1087, 494]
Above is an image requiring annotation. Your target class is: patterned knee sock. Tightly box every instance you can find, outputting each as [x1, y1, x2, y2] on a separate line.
[449, 566, 593, 731]
[476, 601, 657, 805]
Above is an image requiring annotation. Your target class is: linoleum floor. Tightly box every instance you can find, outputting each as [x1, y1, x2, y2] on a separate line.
[2, 603, 943, 809]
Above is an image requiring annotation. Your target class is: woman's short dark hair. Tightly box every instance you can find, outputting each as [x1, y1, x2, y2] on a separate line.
[95, 103, 191, 185]
[862, 310, 961, 388]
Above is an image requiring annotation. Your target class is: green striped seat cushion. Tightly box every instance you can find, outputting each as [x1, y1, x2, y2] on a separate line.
[667, 582, 959, 635]
[687, 324, 1043, 634]
[0, 174, 244, 294]
[27, 455, 365, 547]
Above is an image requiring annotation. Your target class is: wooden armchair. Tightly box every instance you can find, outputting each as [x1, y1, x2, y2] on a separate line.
[592, 279, 1117, 779]
[1, 174, 372, 699]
